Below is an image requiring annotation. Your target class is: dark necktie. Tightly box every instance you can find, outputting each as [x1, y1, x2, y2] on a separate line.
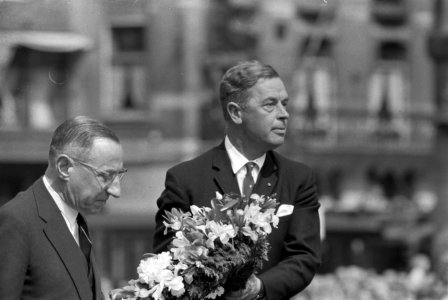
[77, 213, 95, 293]
[242, 162, 256, 199]
[77, 213, 92, 264]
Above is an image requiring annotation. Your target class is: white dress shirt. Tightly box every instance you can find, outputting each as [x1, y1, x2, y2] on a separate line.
[43, 175, 80, 245]
[224, 136, 266, 195]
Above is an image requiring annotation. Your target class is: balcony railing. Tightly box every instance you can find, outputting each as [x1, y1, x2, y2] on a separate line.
[288, 109, 435, 154]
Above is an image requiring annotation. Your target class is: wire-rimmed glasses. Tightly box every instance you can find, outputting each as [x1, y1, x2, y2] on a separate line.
[68, 156, 127, 188]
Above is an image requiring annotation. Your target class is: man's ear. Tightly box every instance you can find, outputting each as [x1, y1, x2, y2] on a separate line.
[55, 155, 72, 181]
[227, 102, 243, 124]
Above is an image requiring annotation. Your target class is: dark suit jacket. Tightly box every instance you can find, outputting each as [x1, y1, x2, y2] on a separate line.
[0, 178, 103, 300]
[153, 143, 321, 300]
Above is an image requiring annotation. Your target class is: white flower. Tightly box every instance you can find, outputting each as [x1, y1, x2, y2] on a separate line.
[206, 221, 236, 245]
[249, 193, 262, 203]
[244, 203, 261, 217]
[171, 232, 191, 261]
[148, 283, 164, 300]
[190, 205, 205, 217]
[163, 209, 191, 234]
[166, 274, 185, 296]
[244, 204, 278, 234]
[235, 209, 244, 216]
[137, 252, 173, 285]
[173, 261, 188, 276]
[215, 191, 223, 200]
[163, 219, 181, 233]
[135, 287, 151, 299]
[206, 286, 225, 299]
[258, 209, 278, 233]
[240, 225, 259, 242]
[171, 231, 209, 262]
[137, 258, 185, 300]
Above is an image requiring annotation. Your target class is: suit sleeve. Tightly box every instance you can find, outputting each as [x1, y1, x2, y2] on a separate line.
[153, 168, 191, 253]
[259, 168, 321, 299]
[0, 210, 29, 299]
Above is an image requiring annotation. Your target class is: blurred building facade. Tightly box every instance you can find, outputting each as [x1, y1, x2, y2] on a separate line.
[0, 0, 439, 288]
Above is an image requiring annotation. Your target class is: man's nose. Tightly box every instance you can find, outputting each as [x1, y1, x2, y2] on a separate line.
[277, 104, 289, 119]
[106, 177, 121, 198]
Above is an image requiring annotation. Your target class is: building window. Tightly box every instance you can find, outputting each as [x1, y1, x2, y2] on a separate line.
[367, 41, 409, 139]
[371, 0, 407, 27]
[1, 47, 74, 130]
[112, 27, 145, 52]
[296, 0, 337, 25]
[207, 0, 258, 54]
[292, 36, 335, 136]
[110, 25, 147, 111]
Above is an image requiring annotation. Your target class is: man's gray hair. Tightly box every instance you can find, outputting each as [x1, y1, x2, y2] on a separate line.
[48, 116, 120, 164]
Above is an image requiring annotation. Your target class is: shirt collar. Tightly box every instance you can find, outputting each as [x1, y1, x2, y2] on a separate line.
[42, 175, 78, 227]
[224, 136, 266, 174]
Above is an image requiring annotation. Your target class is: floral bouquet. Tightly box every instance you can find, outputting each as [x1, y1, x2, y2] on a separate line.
[110, 192, 279, 300]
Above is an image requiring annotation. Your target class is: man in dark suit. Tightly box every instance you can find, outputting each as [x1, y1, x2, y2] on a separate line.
[153, 61, 321, 300]
[0, 116, 127, 300]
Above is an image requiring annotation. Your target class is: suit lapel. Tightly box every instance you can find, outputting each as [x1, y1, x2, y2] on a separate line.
[33, 178, 93, 300]
[254, 152, 278, 197]
[212, 143, 240, 195]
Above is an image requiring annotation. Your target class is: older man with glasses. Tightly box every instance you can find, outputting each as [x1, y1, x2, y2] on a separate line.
[0, 115, 125, 300]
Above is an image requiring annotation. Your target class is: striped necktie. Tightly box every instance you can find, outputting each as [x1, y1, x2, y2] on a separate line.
[242, 162, 256, 199]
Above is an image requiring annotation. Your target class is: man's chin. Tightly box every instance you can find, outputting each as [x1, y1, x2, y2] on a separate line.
[94, 205, 107, 214]
[269, 137, 285, 148]
[83, 203, 107, 215]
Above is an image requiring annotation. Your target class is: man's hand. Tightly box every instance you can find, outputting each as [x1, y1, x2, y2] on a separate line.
[224, 274, 263, 300]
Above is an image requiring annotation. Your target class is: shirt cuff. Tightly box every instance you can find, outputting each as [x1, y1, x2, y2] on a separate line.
[255, 279, 266, 300]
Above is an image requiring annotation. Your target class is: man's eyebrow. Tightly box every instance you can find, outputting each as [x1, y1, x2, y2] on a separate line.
[263, 97, 289, 102]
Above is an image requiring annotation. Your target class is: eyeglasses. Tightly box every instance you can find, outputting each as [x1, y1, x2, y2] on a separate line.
[68, 156, 127, 188]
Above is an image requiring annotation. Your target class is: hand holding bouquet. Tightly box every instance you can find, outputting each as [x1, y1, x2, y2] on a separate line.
[110, 192, 279, 300]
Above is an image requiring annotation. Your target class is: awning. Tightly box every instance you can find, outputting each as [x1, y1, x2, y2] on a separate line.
[0, 30, 93, 53]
